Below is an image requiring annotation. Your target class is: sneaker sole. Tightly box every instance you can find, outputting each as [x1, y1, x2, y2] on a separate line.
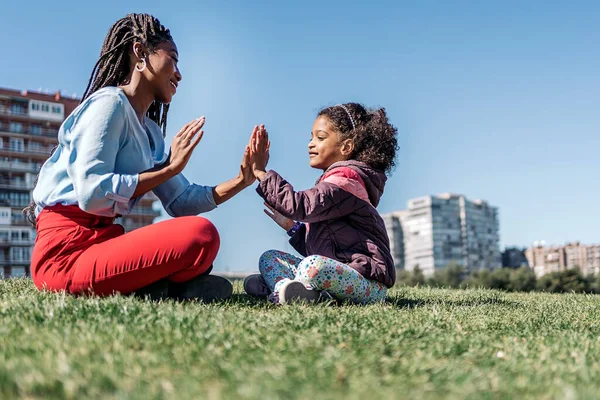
[280, 281, 321, 304]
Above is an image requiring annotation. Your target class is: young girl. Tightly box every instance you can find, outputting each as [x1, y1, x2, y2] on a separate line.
[27, 13, 259, 302]
[244, 103, 398, 304]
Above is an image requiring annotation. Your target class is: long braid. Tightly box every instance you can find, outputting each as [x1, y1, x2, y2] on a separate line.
[23, 13, 173, 227]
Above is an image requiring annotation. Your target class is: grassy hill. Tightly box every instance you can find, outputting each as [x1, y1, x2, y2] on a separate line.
[1, 278, 599, 399]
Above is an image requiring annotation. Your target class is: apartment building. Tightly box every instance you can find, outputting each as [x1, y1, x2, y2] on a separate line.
[526, 242, 600, 277]
[383, 193, 501, 276]
[0, 87, 160, 278]
[382, 211, 405, 270]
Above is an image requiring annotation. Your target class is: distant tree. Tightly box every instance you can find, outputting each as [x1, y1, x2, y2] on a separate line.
[461, 269, 491, 289]
[593, 274, 600, 294]
[561, 269, 589, 293]
[395, 269, 412, 286]
[487, 268, 511, 290]
[536, 269, 589, 293]
[536, 272, 558, 292]
[430, 263, 465, 288]
[409, 265, 426, 286]
[508, 267, 536, 292]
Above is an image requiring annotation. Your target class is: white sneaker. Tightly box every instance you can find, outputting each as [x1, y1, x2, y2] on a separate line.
[279, 281, 321, 304]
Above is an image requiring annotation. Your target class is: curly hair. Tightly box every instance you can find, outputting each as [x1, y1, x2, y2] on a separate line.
[318, 103, 398, 173]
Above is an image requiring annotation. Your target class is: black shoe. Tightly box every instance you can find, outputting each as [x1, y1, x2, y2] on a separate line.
[169, 274, 233, 303]
[243, 274, 271, 298]
[132, 278, 170, 301]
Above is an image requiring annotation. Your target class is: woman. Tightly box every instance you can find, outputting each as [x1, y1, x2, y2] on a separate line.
[25, 13, 260, 302]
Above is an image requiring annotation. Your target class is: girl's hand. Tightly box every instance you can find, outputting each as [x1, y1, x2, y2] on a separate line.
[263, 202, 294, 231]
[251, 124, 270, 178]
[168, 117, 205, 174]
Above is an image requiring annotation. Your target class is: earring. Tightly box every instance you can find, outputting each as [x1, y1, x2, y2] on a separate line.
[135, 58, 146, 72]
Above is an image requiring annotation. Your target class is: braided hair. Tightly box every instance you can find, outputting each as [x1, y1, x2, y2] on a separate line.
[82, 13, 173, 136]
[318, 103, 399, 173]
[23, 14, 173, 226]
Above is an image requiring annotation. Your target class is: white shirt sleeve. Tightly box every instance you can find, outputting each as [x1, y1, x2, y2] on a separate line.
[66, 91, 139, 216]
[153, 172, 217, 217]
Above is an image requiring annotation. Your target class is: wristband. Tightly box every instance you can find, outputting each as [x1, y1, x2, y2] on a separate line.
[286, 221, 303, 237]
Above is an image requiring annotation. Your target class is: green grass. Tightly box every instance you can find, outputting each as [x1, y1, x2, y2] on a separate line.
[1, 278, 600, 399]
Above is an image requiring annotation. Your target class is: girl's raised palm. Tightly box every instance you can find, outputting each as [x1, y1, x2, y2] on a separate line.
[251, 124, 270, 175]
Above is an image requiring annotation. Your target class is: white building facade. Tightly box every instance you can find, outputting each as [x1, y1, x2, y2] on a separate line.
[384, 193, 501, 276]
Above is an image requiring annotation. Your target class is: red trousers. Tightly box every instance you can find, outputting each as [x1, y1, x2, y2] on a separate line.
[31, 205, 220, 296]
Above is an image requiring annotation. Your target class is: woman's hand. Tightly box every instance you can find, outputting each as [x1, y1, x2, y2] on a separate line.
[211, 125, 262, 204]
[168, 117, 205, 174]
[251, 124, 270, 180]
[263, 202, 294, 231]
[238, 144, 256, 187]
[237, 125, 263, 187]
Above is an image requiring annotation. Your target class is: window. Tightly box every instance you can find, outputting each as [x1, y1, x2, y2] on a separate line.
[11, 103, 26, 115]
[10, 247, 22, 260]
[28, 141, 42, 150]
[9, 138, 23, 152]
[11, 231, 19, 240]
[52, 106, 61, 113]
[9, 122, 23, 133]
[31, 124, 42, 135]
[11, 212, 27, 225]
[41, 104, 49, 112]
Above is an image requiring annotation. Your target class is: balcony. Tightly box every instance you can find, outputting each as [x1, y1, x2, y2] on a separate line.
[0, 201, 31, 209]
[126, 208, 161, 217]
[0, 126, 58, 139]
[26, 146, 55, 155]
[10, 217, 30, 226]
[0, 160, 39, 173]
[0, 180, 33, 190]
[0, 238, 34, 247]
[0, 146, 54, 158]
[122, 221, 147, 232]
[0, 106, 28, 117]
[0, 259, 30, 266]
[30, 127, 58, 138]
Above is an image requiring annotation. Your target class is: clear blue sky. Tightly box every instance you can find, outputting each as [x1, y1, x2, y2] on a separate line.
[2, 1, 598, 271]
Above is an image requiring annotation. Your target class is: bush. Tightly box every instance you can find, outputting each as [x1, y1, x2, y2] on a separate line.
[591, 274, 600, 294]
[488, 268, 512, 290]
[396, 263, 598, 294]
[396, 265, 426, 287]
[461, 269, 491, 289]
[508, 267, 536, 292]
[429, 263, 465, 288]
[409, 265, 426, 286]
[535, 269, 589, 293]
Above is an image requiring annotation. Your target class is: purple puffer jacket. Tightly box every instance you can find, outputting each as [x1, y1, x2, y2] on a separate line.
[256, 160, 395, 288]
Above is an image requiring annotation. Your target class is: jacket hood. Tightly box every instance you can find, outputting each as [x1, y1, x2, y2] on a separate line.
[323, 160, 387, 207]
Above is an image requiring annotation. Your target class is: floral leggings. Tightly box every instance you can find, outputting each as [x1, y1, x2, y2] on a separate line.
[258, 250, 387, 304]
